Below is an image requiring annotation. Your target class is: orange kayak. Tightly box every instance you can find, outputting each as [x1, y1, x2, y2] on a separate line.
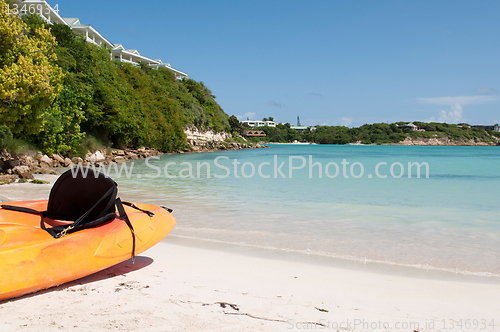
[0, 200, 175, 301]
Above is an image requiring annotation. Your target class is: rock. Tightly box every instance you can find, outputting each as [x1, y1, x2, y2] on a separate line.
[25, 156, 38, 169]
[64, 158, 72, 167]
[12, 165, 30, 174]
[85, 151, 105, 163]
[71, 157, 83, 165]
[12, 165, 34, 180]
[5, 159, 20, 169]
[39, 168, 57, 175]
[40, 155, 53, 167]
[113, 156, 126, 163]
[50, 154, 65, 164]
[112, 150, 126, 156]
[126, 153, 138, 160]
[0, 174, 19, 184]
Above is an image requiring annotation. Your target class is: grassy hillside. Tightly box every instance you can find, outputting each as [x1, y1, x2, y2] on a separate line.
[0, 10, 229, 154]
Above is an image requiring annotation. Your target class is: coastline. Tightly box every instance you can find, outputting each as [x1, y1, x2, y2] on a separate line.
[0, 233, 498, 331]
[0, 174, 58, 202]
[1, 132, 497, 187]
[1, 181, 499, 331]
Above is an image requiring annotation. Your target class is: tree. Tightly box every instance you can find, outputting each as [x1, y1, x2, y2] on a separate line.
[0, 2, 64, 134]
[228, 115, 243, 135]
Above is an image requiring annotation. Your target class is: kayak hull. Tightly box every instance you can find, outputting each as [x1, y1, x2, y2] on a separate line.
[0, 200, 175, 301]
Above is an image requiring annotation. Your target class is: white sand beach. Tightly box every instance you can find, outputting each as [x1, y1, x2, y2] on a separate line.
[0, 180, 499, 331]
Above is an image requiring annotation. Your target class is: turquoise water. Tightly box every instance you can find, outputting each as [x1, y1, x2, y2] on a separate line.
[114, 145, 500, 276]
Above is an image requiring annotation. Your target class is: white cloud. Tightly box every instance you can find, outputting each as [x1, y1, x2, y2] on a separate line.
[244, 112, 256, 120]
[305, 117, 354, 127]
[428, 103, 464, 123]
[268, 100, 282, 108]
[418, 95, 496, 106]
[339, 117, 353, 126]
[237, 112, 256, 121]
[476, 87, 497, 95]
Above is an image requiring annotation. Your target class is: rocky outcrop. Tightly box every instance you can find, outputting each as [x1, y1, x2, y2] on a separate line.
[108, 148, 161, 163]
[399, 137, 498, 146]
[0, 174, 19, 184]
[184, 126, 230, 142]
[188, 139, 250, 152]
[0, 147, 163, 183]
[184, 126, 266, 152]
[12, 165, 35, 179]
[85, 151, 105, 163]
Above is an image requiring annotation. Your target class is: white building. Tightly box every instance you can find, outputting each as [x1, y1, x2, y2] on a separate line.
[398, 122, 422, 131]
[472, 124, 500, 132]
[111, 45, 187, 79]
[242, 120, 276, 128]
[63, 18, 114, 49]
[12, 0, 188, 79]
[290, 125, 309, 131]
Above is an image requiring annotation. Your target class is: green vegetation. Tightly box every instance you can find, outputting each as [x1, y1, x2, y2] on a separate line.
[0, 7, 229, 155]
[228, 115, 243, 136]
[311, 122, 500, 145]
[30, 179, 50, 184]
[0, 4, 63, 135]
[229, 117, 500, 145]
[0, 125, 33, 153]
[224, 136, 248, 145]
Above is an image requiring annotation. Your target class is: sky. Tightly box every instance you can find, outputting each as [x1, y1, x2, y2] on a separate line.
[51, 0, 499, 127]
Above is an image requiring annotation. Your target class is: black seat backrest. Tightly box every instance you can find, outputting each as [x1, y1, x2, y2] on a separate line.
[47, 168, 117, 227]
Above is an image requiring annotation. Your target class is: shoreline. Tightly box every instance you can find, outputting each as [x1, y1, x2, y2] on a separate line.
[0, 235, 498, 331]
[168, 232, 500, 281]
[0, 174, 58, 202]
[1, 180, 499, 331]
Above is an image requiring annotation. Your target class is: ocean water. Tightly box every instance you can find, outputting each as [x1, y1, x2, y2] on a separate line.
[114, 145, 500, 277]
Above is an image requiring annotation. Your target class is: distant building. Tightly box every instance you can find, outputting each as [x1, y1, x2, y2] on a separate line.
[244, 130, 266, 137]
[242, 120, 276, 128]
[472, 124, 500, 132]
[290, 125, 309, 131]
[398, 122, 420, 131]
[290, 115, 316, 131]
[11, 0, 188, 79]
